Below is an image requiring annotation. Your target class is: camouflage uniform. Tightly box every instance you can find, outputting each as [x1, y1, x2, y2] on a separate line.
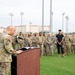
[38, 33, 44, 57]
[50, 35, 56, 55]
[12, 35, 20, 50]
[0, 62, 10, 75]
[24, 37, 30, 47]
[45, 34, 55, 56]
[42, 34, 46, 56]
[26, 34, 32, 47]
[71, 34, 75, 53]
[32, 33, 39, 47]
[0, 34, 17, 75]
[64, 34, 71, 55]
[45, 34, 51, 55]
[29, 34, 34, 47]
[17, 32, 25, 49]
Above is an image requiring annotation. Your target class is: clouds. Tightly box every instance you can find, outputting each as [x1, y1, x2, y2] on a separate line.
[52, 0, 75, 32]
[0, 0, 42, 26]
[0, 0, 75, 32]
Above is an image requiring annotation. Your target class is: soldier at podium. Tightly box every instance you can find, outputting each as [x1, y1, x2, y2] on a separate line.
[0, 26, 23, 75]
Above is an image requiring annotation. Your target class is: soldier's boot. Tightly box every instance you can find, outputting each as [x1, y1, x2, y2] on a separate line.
[62, 54, 65, 57]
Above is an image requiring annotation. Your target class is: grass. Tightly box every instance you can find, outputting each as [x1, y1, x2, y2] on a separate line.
[40, 53, 75, 75]
[9, 52, 75, 75]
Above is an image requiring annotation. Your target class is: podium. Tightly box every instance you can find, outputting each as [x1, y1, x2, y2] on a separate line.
[11, 48, 40, 75]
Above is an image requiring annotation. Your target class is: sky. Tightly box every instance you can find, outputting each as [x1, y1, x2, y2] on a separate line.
[0, 0, 75, 32]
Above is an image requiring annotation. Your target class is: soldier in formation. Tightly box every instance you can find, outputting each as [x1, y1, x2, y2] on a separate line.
[64, 33, 71, 55]
[71, 34, 75, 53]
[3, 26, 75, 58]
[45, 33, 56, 56]
[32, 33, 39, 47]
[38, 32, 44, 57]
[12, 31, 58, 57]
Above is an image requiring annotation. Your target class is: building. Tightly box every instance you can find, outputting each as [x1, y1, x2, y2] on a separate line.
[15, 24, 50, 33]
[0, 27, 4, 33]
[0, 25, 50, 33]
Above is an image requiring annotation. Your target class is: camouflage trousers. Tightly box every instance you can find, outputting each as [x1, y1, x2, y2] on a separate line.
[45, 44, 55, 56]
[45, 44, 50, 56]
[64, 44, 71, 55]
[38, 45, 44, 57]
[72, 45, 75, 53]
[0, 62, 11, 75]
[50, 44, 56, 55]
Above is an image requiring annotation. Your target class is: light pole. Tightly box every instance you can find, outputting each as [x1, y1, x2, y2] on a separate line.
[62, 13, 65, 32]
[42, 0, 44, 32]
[9, 13, 13, 25]
[65, 16, 69, 33]
[20, 12, 24, 32]
[29, 22, 32, 32]
[51, 12, 53, 33]
[50, 0, 52, 33]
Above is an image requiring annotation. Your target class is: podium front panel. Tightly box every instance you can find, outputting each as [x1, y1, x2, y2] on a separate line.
[11, 48, 40, 75]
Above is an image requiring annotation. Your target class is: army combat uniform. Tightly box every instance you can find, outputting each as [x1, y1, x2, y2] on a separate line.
[71, 34, 75, 53]
[45, 34, 55, 56]
[32, 33, 39, 47]
[64, 34, 71, 55]
[38, 33, 44, 57]
[17, 33, 25, 49]
[0, 34, 17, 75]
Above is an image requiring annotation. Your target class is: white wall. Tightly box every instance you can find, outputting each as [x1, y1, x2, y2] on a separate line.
[0, 27, 4, 33]
[1, 25, 50, 33]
